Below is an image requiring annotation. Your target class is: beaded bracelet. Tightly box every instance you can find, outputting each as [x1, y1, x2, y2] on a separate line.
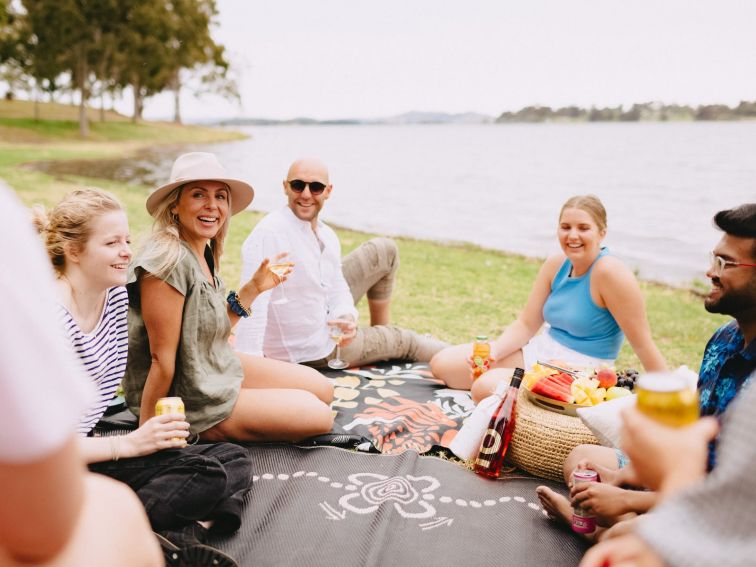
[109, 436, 121, 461]
[227, 290, 252, 318]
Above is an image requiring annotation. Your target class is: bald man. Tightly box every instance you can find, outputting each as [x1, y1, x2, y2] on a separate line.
[235, 158, 447, 368]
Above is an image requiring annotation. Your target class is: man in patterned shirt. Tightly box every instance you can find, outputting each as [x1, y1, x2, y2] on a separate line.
[696, 203, 756, 465]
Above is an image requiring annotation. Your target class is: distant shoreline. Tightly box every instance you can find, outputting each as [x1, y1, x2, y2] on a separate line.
[215, 101, 756, 127]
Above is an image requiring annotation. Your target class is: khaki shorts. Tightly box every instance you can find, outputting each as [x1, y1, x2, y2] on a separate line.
[305, 238, 447, 368]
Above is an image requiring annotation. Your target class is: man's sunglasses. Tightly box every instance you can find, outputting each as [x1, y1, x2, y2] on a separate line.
[288, 179, 327, 195]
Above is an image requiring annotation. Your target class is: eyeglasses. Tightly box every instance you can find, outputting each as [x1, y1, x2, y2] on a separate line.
[288, 179, 327, 195]
[709, 252, 756, 275]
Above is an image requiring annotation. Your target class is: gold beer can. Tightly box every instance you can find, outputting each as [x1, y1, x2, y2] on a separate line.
[155, 396, 185, 416]
[155, 397, 186, 443]
[636, 373, 699, 427]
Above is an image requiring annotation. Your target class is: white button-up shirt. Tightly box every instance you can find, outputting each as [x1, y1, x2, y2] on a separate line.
[235, 206, 358, 362]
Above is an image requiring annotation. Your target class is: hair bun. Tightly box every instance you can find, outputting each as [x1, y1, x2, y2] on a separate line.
[30, 205, 50, 234]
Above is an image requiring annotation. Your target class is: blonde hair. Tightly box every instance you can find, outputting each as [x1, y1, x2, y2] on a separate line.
[32, 188, 123, 276]
[140, 183, 231, 279]
[559, 194, 607, 232]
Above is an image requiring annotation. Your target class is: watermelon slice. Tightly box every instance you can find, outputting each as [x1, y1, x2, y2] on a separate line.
[551, 372, 575, 386]
[531, 376, 574, 403]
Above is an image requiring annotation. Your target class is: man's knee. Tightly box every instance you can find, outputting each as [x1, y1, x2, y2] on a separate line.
[373, 237, 399, 270]
[364, 237, 398, 301]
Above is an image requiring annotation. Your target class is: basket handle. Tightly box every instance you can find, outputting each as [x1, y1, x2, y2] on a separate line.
[530, 396, 569, 413]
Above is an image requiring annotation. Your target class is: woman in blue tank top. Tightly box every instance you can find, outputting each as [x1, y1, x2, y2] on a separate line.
[431, 195, 667, 401]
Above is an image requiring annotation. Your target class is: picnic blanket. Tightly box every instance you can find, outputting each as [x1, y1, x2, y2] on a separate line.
[98, 362, 591, 565]
[100, 360, 592, 479]
[211, 444, 589, 567]
[311, 362, 599, 483]
[310, 362, 470, 454]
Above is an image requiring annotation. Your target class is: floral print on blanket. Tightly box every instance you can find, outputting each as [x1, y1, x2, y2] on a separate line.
[328, 363, 475, 455]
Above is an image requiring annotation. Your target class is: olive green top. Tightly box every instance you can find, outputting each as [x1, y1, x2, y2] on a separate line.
[124, 240, 242, 434]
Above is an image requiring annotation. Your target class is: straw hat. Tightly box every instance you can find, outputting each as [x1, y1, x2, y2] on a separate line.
[146, 152, 254, 216]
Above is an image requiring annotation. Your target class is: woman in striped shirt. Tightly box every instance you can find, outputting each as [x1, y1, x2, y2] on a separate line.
[35, 188, 249, 566]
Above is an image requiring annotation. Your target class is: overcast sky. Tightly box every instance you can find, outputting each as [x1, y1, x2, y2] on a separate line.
[135, 0, 756, 121]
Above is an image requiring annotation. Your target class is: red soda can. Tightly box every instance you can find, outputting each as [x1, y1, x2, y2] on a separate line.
[571, 469, 599, 534]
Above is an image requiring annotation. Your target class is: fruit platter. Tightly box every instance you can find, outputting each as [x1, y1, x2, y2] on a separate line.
[523, 361, 637, 416]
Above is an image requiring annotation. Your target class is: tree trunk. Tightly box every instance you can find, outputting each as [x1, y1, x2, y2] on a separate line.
[78, 57, 90, 138]
[173, 84, 181, 124]
[132, 81, 143, 124]
[172, 71, 182, 124]
[100, 91, 106, 122]
[79, 95, 89, 137]
[33, 93, 40, 121]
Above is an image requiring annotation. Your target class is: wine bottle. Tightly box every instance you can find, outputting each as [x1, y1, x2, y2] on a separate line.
[473, 367, 524, 479]
[449, 378, 509, 460]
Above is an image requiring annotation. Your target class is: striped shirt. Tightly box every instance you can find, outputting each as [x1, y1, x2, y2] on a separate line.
[57, 286, 129, 435]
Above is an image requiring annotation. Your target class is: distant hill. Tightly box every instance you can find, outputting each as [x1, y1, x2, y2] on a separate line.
[383, 111, 493, 124]
[217, 111, 493, 127]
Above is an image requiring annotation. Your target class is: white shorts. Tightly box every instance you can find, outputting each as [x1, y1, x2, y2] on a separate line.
[521, 330, 615, 371]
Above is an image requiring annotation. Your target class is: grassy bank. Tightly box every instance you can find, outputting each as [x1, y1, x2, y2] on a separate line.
[2, 102, 726, 371]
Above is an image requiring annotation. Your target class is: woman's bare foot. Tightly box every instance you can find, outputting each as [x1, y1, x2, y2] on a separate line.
[536, 486, 600, 542]
[536, 486, 573, 524]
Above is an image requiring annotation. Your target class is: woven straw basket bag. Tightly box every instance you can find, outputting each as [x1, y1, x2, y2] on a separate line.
[509, 388, 600, 481]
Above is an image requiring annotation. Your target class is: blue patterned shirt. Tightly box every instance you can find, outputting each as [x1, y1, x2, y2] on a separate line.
[698, 321, 756, 417]
[698, 320, 755, 467]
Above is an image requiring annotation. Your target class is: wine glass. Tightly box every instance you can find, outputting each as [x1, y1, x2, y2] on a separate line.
[268, 261, 292, 305]
[327, 324, 349, 370]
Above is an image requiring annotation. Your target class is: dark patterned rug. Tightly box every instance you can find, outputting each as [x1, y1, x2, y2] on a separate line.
[100, 362, 589, 565]
[211, 444, 589, 567]
[308, 361, 471, 455]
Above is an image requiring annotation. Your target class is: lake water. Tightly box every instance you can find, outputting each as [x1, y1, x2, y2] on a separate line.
[41, 122, 756, 286]
[201, 122, 755, 286]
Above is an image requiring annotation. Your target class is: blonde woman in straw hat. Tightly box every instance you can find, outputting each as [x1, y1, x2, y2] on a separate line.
[124, 152, 334, 443]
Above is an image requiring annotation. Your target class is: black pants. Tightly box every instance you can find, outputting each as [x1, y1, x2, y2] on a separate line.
[90, 443, 252, 534]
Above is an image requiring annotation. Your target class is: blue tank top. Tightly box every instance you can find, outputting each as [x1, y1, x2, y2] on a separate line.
[542, 247, 624, 360]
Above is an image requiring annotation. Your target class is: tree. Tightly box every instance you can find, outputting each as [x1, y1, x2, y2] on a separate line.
[163, 0, 236, 124]
[22, 0, 124, 135]
[115, 0, 174, 123]
[0, 0, 29, 101]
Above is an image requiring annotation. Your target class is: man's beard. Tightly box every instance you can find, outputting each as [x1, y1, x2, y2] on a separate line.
[705, 276, 756, 316]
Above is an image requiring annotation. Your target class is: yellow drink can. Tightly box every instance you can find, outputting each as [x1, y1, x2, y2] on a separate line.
[636, 374, 699, 427]
[155, 397, 186, 442]
[155, 396, 184, 416]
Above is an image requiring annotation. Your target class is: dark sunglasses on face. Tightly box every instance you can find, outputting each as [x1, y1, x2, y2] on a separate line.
[288, 179, 327, 195]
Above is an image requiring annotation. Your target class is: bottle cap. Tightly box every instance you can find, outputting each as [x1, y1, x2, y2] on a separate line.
[510, 367, 524, 388]
[475, 335, 488, 341]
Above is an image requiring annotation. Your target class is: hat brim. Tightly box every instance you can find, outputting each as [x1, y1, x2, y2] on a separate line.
[146, 177, 254, 217]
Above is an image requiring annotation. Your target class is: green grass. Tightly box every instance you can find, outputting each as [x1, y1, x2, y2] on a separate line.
[2, 101, 727, 371]
[0, 99, 245, 144]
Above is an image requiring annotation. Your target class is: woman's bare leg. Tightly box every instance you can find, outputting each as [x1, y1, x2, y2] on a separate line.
[430, 343, 524, 393]
[429, 343, 475, 388]
[202, 388, 334, 442]
[470, 368, 516, 403]
[200, 353, 335, 442]
[237, 352, 334, 404]
[431, 343, 523, 389]
[563, 444, 620, 485]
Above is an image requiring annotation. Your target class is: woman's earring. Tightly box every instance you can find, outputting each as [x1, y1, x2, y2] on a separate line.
[172, 212, 179, 223]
